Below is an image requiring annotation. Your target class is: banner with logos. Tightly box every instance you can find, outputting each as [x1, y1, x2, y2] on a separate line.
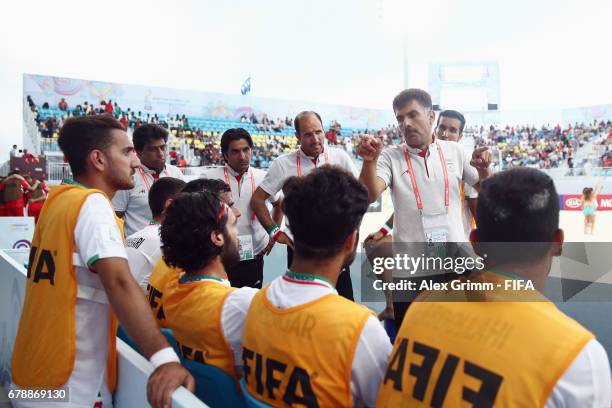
[560, 194, 612, 211]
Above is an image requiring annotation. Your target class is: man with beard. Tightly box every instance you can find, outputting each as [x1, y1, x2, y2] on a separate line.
[161, 190, 257, 380]
[358, 89, 492, 325]
[11, 115, 193, 408]
[146, 178, 241, 327]
[202, 128, 282, 288]
[241, 166, 391, 407]
[250, 111, 358, 300]
[113, 124, 183, 236]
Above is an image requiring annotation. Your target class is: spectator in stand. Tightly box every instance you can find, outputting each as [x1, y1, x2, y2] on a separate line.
[10, 145, 18, 158]
[1, 170, 38, 216]
[178, 155, 187, 168]
[25, 176, 48, 223]
[169, 147, 178, 165]
[58, 98, 68, 111]
[119, 114, 128, 129]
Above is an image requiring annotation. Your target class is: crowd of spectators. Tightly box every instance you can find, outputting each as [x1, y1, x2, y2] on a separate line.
[26, 96, 612, 171]
[468, 120, 612, 170]
[241, 112, 293, 132]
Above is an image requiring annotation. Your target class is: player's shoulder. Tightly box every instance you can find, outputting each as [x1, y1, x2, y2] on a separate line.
[165, 163, 184, 177]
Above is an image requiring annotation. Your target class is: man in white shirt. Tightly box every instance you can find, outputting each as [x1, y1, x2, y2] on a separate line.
[125, 177, 186, 291]
[377, 167, 612, 407]
[113, 124, 183, 236]
[202, 128, 282, 288]
[435, 109, 478, 238]
[358, 89, 492, 324]
[11, 115, 193, 408]
[242, 166, 392, 407]
[250, 111, 358, 300]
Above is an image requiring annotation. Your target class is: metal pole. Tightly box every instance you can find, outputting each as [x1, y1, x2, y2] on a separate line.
[403, 35, 409, 89]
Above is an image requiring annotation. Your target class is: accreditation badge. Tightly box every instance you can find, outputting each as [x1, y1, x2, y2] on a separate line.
[238, 234, 255, 261]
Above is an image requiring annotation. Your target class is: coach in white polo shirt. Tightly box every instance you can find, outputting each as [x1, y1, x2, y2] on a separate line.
[113, 124, 183, 236]
[251, 110, 358, 300]
[358, 89, 491, 323]
[202, 128, 282, 288]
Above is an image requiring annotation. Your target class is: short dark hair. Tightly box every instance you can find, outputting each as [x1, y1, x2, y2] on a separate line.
[220, 128, 253, 156]
[392, 88, 433, 112]
[160, 191, 227, 271]
[182, 178, 230, 195]
[132, 124, 168, 152]
[294, 111, 323, 135]
[282, 166, 369, 259]
[148, 177, 187, 217]
[437, 110, 466, 134]
[58, 114, 124, 177]
[476, 168, 559, 260]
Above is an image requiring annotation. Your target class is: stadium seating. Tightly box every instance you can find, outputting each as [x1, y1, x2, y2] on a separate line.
[240, 379, 271, 408]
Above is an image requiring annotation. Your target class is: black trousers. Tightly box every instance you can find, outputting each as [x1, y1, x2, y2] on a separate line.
[287, 247, 354, 301]
[227, 255, 264, 289]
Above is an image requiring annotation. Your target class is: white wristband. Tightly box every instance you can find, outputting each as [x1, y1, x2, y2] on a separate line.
[149, 347, 180, 369]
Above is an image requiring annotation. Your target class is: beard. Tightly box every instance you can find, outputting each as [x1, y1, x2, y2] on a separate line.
[107, 160, 135, 191]
[220, 230, 241, 269]
[341, 232, 360, 269]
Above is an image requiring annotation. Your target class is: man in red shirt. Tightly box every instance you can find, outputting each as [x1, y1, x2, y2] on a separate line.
[119, 114, 129, 129]
[2, 171, 38, 216]
[25, 176, 48, 223]
[105, 99, 114, 114]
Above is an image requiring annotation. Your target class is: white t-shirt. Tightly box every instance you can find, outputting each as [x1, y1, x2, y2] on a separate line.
[202, 165, 279, 256]
[125, 223, 161, 291]
[259, 146, 358, 237]
[217, 279, 259, 365]
[545, 338, 611, 407]
[12, 192, 127, 408]
[112, 163, 183, 236]
[264, 276, 392, 407]
[376, 140, 479, 244]
[461, 183, 478, 239]
[259, 146, 358, 198]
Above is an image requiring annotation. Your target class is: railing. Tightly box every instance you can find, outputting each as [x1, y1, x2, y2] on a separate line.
[540, 166, 611, 178]
[47, 163, 72, 181]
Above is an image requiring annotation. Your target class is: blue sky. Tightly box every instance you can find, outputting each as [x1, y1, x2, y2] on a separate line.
[1, 0, 611, 157]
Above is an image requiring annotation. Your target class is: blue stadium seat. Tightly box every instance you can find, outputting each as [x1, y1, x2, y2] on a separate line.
[240, 379, 271, 408]
[117, 325, 140, 353]
[117, 326, 180, 359]
[182, 359, 246, 408]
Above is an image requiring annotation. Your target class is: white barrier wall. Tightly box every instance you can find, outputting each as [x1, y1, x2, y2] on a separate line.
[0, 250, 207, 408]
[0, 218, 35, 250]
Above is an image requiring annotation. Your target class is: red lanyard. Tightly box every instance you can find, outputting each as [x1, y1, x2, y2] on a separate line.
[402, 143, 449, 212]
[224, 166, 256, 221]
[138, 167, 169, 192]
[296, 149, 329, 177]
